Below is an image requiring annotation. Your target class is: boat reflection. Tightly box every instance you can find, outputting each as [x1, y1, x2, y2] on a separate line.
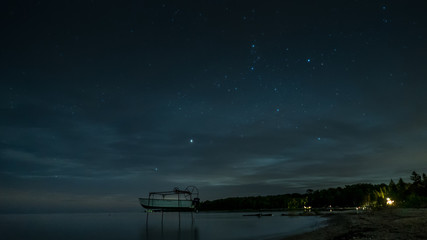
[142, 212, 199, 240]
[143, 222, 200, 240]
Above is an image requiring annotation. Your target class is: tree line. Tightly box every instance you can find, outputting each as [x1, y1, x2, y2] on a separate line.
[199, 171, 427, 211]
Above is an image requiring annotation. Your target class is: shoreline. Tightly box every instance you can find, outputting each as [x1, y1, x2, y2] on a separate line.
[282, 208, 427, 240]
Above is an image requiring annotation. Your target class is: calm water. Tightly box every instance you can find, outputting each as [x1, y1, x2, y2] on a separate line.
[0, 211, 327, 240]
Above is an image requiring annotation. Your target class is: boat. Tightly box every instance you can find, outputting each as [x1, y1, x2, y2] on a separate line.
[139, 186, 200, 212]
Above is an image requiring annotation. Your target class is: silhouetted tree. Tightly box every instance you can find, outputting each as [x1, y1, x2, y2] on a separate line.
[389, 179, 397, 193]
[200, 172, 427, 210]
[411, 171, 422, 184]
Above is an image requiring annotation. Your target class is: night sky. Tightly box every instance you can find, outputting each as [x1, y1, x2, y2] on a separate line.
[1, 0, 427, 213]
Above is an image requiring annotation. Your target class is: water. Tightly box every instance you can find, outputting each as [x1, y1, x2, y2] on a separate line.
[0, 211, 327, 240]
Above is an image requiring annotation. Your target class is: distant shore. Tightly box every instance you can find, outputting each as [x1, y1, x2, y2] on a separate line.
[282, 208, 427, 240]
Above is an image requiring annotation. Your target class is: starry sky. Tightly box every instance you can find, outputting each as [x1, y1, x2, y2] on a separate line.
[1, 0, 427, 213]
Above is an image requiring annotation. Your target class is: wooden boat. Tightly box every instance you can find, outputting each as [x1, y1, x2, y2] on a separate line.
[139, 186, 199, 212]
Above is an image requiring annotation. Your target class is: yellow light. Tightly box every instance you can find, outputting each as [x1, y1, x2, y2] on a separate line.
[386, 197, 394, 205]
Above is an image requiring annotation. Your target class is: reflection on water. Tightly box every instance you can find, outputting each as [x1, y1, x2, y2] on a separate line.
[143, 211, 327, 240]
[144, 212, 199, 240]
[0, 211, 326, 240]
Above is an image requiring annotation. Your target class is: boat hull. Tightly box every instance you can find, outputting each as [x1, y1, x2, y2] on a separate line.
[139, 198, 195, 211]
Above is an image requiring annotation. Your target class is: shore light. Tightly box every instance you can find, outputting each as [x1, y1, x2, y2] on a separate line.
[386, 197, 394, 206]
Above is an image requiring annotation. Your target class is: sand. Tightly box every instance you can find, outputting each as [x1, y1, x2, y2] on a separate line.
[283, 208, 427, 240]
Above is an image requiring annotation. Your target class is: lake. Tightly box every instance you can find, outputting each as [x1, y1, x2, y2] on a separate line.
[0, 211, 327, 240]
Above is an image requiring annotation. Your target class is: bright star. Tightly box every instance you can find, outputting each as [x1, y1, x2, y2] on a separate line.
[190, 139, 194, 143]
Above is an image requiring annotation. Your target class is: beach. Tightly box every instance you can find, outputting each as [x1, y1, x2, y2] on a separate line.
[283, 208, 427, 240]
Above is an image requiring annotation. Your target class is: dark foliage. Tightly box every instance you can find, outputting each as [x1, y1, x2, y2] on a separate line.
[200, 172, 427, 210]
